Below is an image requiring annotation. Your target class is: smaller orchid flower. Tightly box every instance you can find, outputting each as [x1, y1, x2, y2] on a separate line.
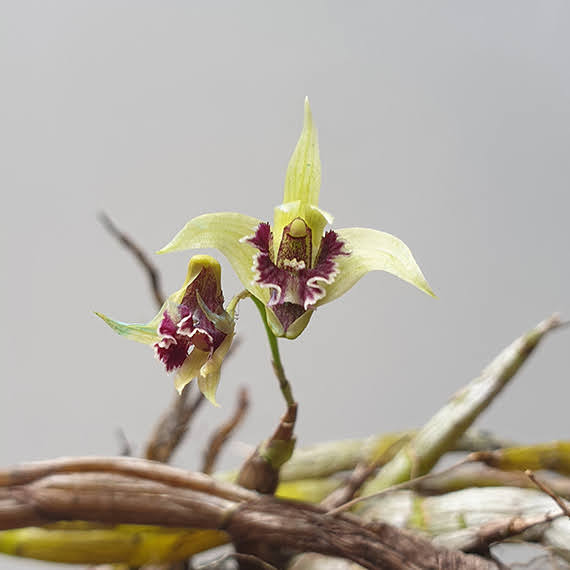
[158, 99, 434, 339]
[96, 255, 237, 405]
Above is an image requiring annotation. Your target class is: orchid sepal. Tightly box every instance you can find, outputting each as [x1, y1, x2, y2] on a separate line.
[283, 97, 321, 208]
[158, 212, 266, 302]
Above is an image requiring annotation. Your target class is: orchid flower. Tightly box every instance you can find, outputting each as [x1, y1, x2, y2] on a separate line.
[97, 255, 238, 405]
[159, 99, 434, 339]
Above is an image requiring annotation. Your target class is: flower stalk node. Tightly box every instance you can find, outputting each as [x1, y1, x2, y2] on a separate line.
[237, 403, 298, 494]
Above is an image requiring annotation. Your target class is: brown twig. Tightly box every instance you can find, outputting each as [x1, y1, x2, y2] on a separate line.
[464, 511, 565, 554]
[144, 384, 206, 463]
[319, 436, 407, 510]
[0, 456, 257, 503]
[526, 469, 570, 518]
[327, 456, 473, 516]
[202, 387, 250, 475]
[0, 457, 499, 570]
[413, 462, 570, 499]
[98, 212, 165, 309]
[321, 432, 412, 509]
[320, 461, 378, 510]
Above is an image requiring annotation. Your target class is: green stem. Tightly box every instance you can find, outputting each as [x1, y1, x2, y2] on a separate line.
[251, 296, 295, 407]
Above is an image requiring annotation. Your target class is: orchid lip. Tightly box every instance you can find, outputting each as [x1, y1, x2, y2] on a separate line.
[245, 219, 348, 334]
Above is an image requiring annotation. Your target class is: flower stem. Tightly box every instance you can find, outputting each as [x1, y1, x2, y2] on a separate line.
[251, 296, 295, 407]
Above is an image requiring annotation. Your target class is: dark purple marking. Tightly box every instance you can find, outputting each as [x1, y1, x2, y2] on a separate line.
[153, 266, 229, 372]
[247, 221, 348, 334]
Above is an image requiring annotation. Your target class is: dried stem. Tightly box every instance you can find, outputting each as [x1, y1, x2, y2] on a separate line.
[237, 428, 519, 484]
[359, 486, 570, 561]
[202, 387, 250, 474]
[0, 456, 257, 503]
[464, 511, 565, 554]
[319, 440, 399, 510]
[413, 462, 570, 499]
[362, 315, 562, 497]
[327, 456, 473, 516]
[526, 469, 570, 518]
[99, 212, 165, 308]
[144, 384, 206, 463]
[0, 458, 499, 570]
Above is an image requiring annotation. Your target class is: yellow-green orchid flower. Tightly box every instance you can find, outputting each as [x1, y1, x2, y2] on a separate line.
[97, 255, 237, 405]
[159, 99, 434, 339]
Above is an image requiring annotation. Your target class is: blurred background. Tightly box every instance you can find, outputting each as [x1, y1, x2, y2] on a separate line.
[1, 1, 569, 568]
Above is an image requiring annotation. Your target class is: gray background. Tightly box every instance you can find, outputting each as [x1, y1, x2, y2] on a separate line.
[1, 1, 569, 568]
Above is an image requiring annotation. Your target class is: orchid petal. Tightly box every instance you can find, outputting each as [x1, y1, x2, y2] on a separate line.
[174, 349, 209, 395]
[95, 313, 160, 345]
[198, 333, 234, 406]
[318, 227, 435, 306]
[158, 213, 267, 302]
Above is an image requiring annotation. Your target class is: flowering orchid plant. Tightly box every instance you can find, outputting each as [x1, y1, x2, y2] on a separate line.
[159, 99, 434, 339]
[99, 99, 433, 405]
